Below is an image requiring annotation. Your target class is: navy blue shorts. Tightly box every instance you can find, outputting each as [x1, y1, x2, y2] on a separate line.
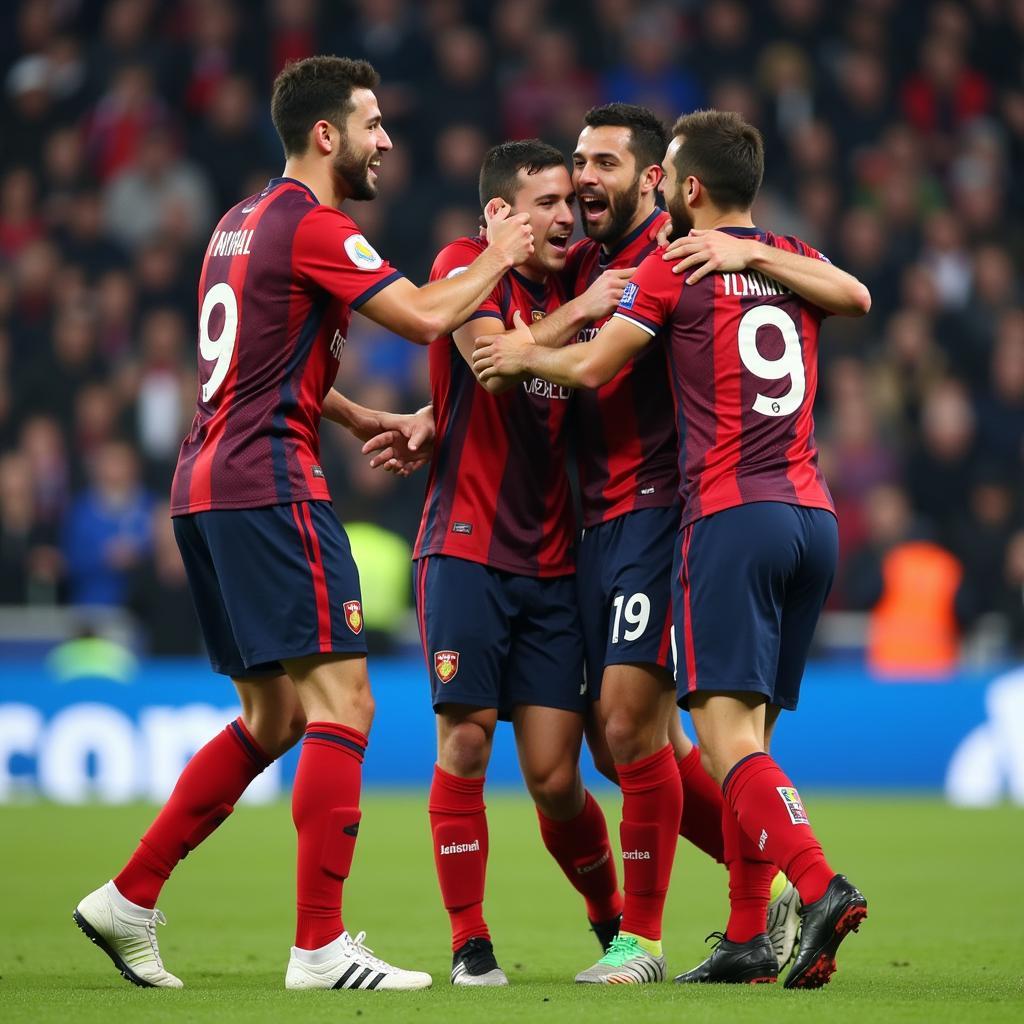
[672, 503, 837, 711]
[577, 506, 677, 699]
[173, 501, 367, 677]
[414, 555, 586, 720]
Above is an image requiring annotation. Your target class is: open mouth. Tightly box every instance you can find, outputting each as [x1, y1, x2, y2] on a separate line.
[579, 195, 608, 222]
[547, 232, 570, 253]
[368, 159, 381, 178]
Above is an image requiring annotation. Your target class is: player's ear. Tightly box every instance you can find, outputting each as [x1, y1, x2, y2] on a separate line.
[311, 119, 335, 156]
[640, 164, 663, 197]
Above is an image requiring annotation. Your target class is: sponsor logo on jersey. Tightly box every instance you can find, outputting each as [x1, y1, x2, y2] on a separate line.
[446, 266, 469, 279]
[776, 786, 809, 825]
[343, 234, 383, 270]
[435, 650, 460, 683]
[330, 329, 346, 359]
[523, 377, 572, 400]
[759, 828, 768, 851]
[311, 465, 325, 479]
[439, 839, 479, 855]
[344, 600, 363, 635]
[451, 521, 473, 535]
[620, 281, 639, 309]
[623, 849, 651, 859]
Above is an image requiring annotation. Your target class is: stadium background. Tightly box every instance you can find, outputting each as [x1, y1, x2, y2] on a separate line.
[0, 2, 1022, 1020]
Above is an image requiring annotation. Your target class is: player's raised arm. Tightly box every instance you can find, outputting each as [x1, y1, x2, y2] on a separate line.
[358, 201, 534, 343]
[528, 267, 636, 348]
[473, 309, 650, 391]
[662, 229, 871, 317]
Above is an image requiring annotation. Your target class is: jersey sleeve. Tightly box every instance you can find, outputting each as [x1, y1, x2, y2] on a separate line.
[430, 238, 504, 323]
[292, 206, 404, 309]
[775, 233, 832, 321]
[611, 249, 680, 337]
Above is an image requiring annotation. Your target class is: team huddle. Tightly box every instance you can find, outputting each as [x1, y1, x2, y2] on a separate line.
[73, 56, 872, 993]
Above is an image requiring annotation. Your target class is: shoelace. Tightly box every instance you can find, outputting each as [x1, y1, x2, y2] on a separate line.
[598, 934, 641, 966]
[343, 931, 394, 973]
[703, 930, 726, 951]
[121, 910, 168, 969]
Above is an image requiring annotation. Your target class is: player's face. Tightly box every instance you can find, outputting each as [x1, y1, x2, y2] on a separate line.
[662, 135, 694, 238]
[334, 88, 392, 201]
[572, 125, 643, 245]
[510, 165, 575, 275]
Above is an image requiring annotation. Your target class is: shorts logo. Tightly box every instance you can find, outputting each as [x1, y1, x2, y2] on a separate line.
[620, 282, 639, 309]
[343, 600, 363, 635]
[343, 234, 383, 270]
[435, 650, 459, 683]
[777, 786, 809, 825]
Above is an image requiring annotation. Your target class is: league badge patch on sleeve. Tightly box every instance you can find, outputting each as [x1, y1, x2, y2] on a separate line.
[777, 786, 810, 825]
[343, 600, 364, 635]
[434, 650, 460, 683]
[620, 281, 639, 309]
[343, 234, 384, 270]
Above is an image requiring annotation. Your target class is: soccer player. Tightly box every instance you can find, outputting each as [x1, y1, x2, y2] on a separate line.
[73, 56, 534, 992]
[474, 109, 871, 988]
[415, 139, 637, 986]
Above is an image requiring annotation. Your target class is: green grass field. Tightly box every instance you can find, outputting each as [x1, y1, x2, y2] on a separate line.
[2, 794, 1022, 1023]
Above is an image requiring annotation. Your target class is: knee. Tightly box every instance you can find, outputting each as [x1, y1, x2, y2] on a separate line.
[525, 761, 581, 818]
[604, 707, 658, 765]
[439, 720, 491, 777]
[248, 703, 307, 760]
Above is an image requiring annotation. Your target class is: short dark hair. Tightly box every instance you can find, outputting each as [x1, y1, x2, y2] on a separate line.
[582, 103, 668, 172]
[670, 109, 764, 210]
[478, 139, 567, 208]
[271, 56, 380, 157]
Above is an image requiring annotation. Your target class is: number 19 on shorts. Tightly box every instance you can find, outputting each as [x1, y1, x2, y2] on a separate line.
[611, 592, 651, 643]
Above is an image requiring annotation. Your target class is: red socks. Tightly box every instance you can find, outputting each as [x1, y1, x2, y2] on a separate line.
[114, 717, 270, 909]
[292, 721, 367, 950]
[677, 746, 726, 864]
[722, 802, 775, 942]
[723, 752, 834, 906]
[617, 744, 683, 940]
[537, 791, 623, 924]
[428, 765, 489, 950]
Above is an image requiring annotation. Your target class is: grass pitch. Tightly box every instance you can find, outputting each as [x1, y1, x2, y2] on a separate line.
[2, 793, 1022, 1023]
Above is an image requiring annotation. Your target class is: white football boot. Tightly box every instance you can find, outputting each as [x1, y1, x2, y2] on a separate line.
[767, 876, 802, 968]
[285, 930, 432, 991]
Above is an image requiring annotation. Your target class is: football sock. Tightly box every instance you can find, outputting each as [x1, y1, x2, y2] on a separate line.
[114, 717, 271, 909]
[677, 745, 726, 864]
[619, 931, 663, 957]
[429, 764, 490, 950]
[617, 744, 683, 941]
[723, 752, 834, 906]
[721, 802, 775, 943]
[536, 790, 622, 923]
[292, 721, 366, 950]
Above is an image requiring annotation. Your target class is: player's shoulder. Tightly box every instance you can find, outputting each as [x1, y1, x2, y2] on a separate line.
[633, 245, 680, 288]
[760, 229, 828, 263]
[430, 235, 485, 281]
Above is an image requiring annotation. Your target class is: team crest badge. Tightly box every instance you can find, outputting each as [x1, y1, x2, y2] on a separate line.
[343, 600, 363, 635]
[531, 309, 546, 322]
[776, 786, 809, 825]
[434, 650, 460, 683]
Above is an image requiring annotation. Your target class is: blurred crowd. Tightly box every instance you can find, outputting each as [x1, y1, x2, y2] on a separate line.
[1, 0, 1023, 665]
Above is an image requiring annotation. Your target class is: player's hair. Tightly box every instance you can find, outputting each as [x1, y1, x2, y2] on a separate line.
[670, 109, 764, 210]
[478, 139, 567, 208]
[271, 56, 380, 157]
[582, 103, 668, 172]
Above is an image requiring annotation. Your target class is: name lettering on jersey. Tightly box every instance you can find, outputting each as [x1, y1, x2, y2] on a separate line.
[330, 329, 346, 359]
[343, 233, 383, 270]
[523, 377, 572, 401]
[722, 271, 789, 298]
[439, 840, 480, 855]
[208, 228, 254, 258]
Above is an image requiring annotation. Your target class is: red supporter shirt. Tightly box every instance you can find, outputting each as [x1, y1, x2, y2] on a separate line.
[170, 178, 402, 514]
[565, 208, 679, 527]
[414, 237, 575, 577]
[613, 226, 834, 528]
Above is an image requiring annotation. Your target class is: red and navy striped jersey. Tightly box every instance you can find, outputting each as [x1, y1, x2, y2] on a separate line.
[613, 227, 834, 528]
[414, 236, 575, 577]
[565, 209, 679, 528]
[170, 177, 402, 515]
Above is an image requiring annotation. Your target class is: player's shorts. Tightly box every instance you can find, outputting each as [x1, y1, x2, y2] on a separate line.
[672, 502, 838, 712]
[414, 555, 586, 720]
[577, 505, 677, 700]
[173, 500, 368, 677]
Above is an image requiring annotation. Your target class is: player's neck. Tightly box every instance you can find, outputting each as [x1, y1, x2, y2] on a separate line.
[281, 158, 345, 209]
[602, 198, 658, 255]
[515, 262, 548, 284]
[693, 208, 755, 231]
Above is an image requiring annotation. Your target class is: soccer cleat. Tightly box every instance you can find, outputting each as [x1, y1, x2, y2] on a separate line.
[784, 874, 868, 989]
[766, 877, 802, 968]
[285, 930, 432, 990]
[673, 931, 778, 984]
[589, 913, 622, 952]
[450, 937, 508, 986]
[73, 881, 183, 988]
[575, 934, 666, 984]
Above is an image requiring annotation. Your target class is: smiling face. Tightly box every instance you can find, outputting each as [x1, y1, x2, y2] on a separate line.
[571, 124, 646, 245]
[333, 87, 392, 201]
[510, 164, 576, 277]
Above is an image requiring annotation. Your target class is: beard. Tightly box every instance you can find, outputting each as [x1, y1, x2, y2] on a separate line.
[582, 175, 641, 244]
[333, 138, 377, 201]
[668, 192, 693, 241]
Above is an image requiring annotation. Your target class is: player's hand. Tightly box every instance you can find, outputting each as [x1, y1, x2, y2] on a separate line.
[472, 310, 536, 382]
[662, 228, 758, 283]
[484, 197, 534, 267]
[361, 404, 435, 476]
[651, 219, 673, 247]
[580, 267, 636, 320]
